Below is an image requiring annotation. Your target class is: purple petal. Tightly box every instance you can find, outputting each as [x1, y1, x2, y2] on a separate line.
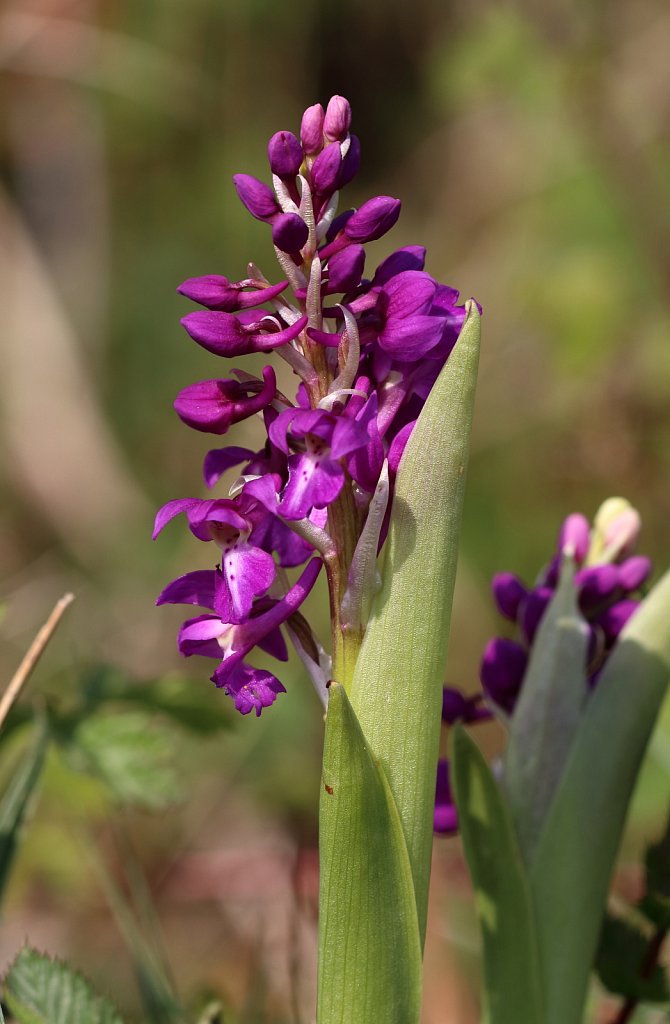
[378, 314, 446, 358]
[267, 130, 303, 178]
[558, 513, 590, 562]
[271, 212, 309, 253]
[311, 143, 342, 195]
[280, 453, 344, 519]
[337, 133, 360, 188]
[153, 498, 202, 539]
[434, 760, 458, 834]
[388, 421, 416, 474]
[491, 572, 528, 621]
[617, 555, 652, 592]
[480, 637, 528, 714]
[575, 564, 619, 613]
[174, 366, 277, 435]
[344, 196, 401, 243]
[216, 544, 276, 624]
[382, 270, 436, 319]
[372, 246, 426, 286]
[177, 275, 288, 311]
[203, 446, 256, 488]
[300, 103, 325, 154]
[597, 599, 640, 640]
[233, 173, 279, 221]
[156, 570, 216, 610]
[326, 245, 365, 294]
[213, 662, 286, 717]
[520, 587, 553, 643]
[323, 95, 352, 141]
[182, 311, 307, 357]
[178, 615, 226, 658]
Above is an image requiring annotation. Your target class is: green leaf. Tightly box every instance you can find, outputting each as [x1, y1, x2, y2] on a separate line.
[640, 813, 670, 930]
[349, 302, 480, 943]
[503, 557, 589, 862]
[596, 915, 669, 1003]
[530, 569, 670, 1024]
[0, 718, 49, 908]
[451, 725, 544, 1024]
[3, 947, 126, 1024]
[81, 667, 231, 734]
[66, 711, 183, 810]
[317, 683, 422, 1024]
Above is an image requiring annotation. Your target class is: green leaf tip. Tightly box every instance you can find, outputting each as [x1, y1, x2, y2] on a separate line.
[451, 725, 544, 1024]
[348, 302, 480, 942]
[317, 682, 422, 1024]
[3, 947, 127, 1024]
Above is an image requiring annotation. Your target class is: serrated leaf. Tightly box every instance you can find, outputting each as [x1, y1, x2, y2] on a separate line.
[3, 948, 126, 1024]
[317, 683, 422, 1024]
[349, 302, 480, 943]
[503, 557, 589, 862]
[66, 711, 183, 810]
[451, 725, 544, 1024]
[530, 569, 670, 1024]
[0, 718, 49, 908]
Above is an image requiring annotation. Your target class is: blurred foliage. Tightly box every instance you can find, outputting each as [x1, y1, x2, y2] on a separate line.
[1, 0, 669, 1020]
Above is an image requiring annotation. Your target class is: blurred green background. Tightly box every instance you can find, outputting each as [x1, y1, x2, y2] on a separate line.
[1, 0, 669, 1020]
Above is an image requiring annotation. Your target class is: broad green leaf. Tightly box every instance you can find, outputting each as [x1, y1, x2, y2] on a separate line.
[530, 569, 670, 1024]
[503, 558, 589, 862]
[349, 302, 480, 942]
[451, 726, 544, 1024]
[317, 683, 422, 1024]
[3, 948, 126, 1024]
[81, 667, 231, 734]
[595, 915, 669, 1003]
[0, 718, 49, 908]
[65, 711, 183, 810]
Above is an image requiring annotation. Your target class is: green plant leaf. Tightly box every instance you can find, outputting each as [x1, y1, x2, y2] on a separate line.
[530, 569, 670, 1024]
[3, 948, 126, 1024]
[503, 557, 589, 862]
[317, 683, 422, 1024]
[81, 667, 231, 734]
[349, 302, 480, 943]
[595, 915, 669, 1003]
[65, 711, 183, 810]
[0, 718, 49, 908]
[451, 725, 544, 1024]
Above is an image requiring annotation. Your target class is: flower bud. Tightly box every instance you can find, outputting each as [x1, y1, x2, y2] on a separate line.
[617, 555, 651, 592]
[233, 174, 280, 221]
[558, 512, 590, 562]
[326, 245, 365, 294]
[520, 586, 553, 643]
[344, 196, 401, 243]
[267, 130, 303, 179]
[271, 212, 309, 253]
[324, 95, 352, 141]
[491, 572, 527, 621]
[300, 103, 325, 154]
[480, 638, 528, 714]
[591, 497, 641, 562]
[311, 142, 342, 195]
[338, 134, 361, 188]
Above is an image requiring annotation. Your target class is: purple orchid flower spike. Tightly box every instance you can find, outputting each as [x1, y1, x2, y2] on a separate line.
[157, 93, 476, 715]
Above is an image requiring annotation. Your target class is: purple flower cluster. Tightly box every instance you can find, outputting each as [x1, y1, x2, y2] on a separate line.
[434, 499, 652, 834]
[155, 96, 475, 717]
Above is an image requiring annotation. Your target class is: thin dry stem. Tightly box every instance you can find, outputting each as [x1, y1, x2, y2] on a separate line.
[0, 592, 74, 730]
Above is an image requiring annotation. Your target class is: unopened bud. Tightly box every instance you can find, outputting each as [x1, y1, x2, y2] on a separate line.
[324, 95, 352, 141]
[300, 103, 325, 154]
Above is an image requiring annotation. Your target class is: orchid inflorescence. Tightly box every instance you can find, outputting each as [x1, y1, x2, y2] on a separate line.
[154, 95, 475, 717]
[435, 497, 652, 834]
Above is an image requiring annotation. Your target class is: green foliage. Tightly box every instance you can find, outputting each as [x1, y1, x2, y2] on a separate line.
[317, 683, 422, 1024]
[596, 915, 669, 1004]
[451, 726, 543, 1024]
[0, 719, 49, 910]
[503, 557, 589, 862]
[640, 814, 670, 930]
[63, 710, 183, 811]
[529, 569, 670, 1024]
[2, 948, 126, 1024]
[349, 302, 480, 945]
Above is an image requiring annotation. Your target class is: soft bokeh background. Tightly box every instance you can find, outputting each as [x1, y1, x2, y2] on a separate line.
[1, 0, 669, 1020]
